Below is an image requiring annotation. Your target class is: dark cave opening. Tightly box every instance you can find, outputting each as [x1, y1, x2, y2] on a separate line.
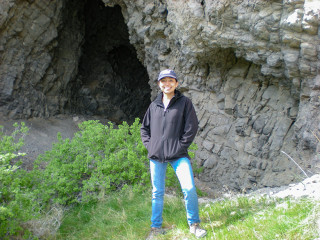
[71, 0, 151, 123]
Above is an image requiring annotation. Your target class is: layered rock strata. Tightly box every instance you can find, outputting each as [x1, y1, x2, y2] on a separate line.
[0, 0, 150, 122]
[0, 0, 319, 190]
[102, 0, 320, 190]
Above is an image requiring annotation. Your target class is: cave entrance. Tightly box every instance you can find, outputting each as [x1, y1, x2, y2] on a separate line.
[71, 0, 151, 124]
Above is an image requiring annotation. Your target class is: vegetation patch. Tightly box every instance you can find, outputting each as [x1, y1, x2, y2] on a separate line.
[0, 120, 319, 239]
[56, 189, 320, 240]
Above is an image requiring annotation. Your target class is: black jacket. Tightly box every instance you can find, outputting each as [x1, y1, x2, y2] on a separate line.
[140, 90, 198, 162]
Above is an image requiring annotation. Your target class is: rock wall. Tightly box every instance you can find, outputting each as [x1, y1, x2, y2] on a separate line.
[0, 0, 319, 191]
[102, 0, 320, 190]
[0, 0, 150, 122]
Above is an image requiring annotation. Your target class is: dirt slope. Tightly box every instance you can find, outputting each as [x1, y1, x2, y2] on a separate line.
[0, 114, 109, 169]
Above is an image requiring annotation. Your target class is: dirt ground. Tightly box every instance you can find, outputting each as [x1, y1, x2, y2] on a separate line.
[0, 114, 110, 169]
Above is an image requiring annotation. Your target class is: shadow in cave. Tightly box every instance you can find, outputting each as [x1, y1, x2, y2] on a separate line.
[71, 0, 151, 124]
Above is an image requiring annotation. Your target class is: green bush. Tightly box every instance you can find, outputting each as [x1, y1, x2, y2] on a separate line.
[0, 122, 29, 153]
[34, 118, 151, 205]
[0, 123, 38, 239]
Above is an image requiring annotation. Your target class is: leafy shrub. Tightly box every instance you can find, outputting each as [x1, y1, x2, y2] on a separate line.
[0, 122, 28, 153]
[34, 119, 150, 205]
[0, 123, 38, 239]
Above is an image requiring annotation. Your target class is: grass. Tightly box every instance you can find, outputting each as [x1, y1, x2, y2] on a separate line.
[52, 187, 320, 240]
[200, 197, 318, 240]
[56, 188, 151, 240]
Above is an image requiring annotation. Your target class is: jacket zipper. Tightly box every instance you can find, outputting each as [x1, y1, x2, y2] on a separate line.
[158, 94, 178, 162]
[161, 108, 166, 162]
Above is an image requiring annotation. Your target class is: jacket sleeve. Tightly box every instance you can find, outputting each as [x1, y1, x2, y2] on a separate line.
[180, 98, 199, 149]
[140, 105, 151, 148]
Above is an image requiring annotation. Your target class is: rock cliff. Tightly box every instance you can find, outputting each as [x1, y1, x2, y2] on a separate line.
[0, 0, 319, 191]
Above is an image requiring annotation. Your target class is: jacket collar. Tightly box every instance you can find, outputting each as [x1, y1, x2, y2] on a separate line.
[154, 90, 182, 108]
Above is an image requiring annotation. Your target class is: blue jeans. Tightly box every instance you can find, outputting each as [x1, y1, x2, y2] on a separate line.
[149, 157, 200, 228]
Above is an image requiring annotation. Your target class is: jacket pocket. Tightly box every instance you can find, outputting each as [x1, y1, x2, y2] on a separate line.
[164, 138, 186, 160]
[147, 137, 162, 160]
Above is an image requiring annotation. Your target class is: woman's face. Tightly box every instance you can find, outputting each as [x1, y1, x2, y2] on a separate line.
[158, 77, 178, 96]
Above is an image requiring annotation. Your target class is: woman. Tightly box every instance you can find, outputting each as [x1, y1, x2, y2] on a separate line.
[140, 69, 207, 239]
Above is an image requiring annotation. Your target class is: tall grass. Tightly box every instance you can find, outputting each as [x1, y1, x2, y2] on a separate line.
[55, 187, 320, 240]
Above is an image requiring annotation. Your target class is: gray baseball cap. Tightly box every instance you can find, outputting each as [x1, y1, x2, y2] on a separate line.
[157, 69, 177, 81]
